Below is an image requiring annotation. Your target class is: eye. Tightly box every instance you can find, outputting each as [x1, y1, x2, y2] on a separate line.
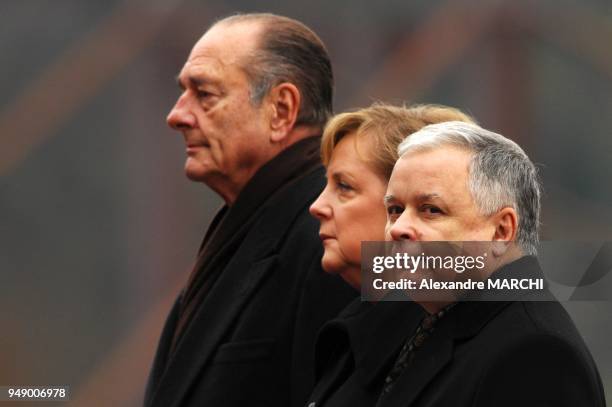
[197, 89, 214, 99]
[336, 180, 353, 192]
[386, 205, 403, 222]
[420, 204, 443, 216]
[387, 205, 403, 215]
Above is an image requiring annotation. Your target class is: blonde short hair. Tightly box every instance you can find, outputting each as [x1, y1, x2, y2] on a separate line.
[320, 103, 475, 179]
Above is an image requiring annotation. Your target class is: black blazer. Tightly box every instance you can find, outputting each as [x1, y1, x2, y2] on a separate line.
[145, 166, 356, 407]
[308, 256, 606, 407]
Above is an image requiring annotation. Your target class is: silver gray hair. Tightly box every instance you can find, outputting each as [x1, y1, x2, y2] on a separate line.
[397, 121, 541, 255]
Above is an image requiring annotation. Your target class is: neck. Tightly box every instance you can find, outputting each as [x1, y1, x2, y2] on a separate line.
[208, 177, 246, 207]
[278, 125, 321, 149]
[204, 165, 263, 206]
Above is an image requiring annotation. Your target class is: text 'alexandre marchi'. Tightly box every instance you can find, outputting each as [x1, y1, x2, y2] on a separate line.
[372, 278, 545, 291]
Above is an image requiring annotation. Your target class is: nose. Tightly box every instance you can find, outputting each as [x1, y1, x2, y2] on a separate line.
[309, 190, 331, 220]
[387, 214, 418, 241]
[167, 93, 196, 130]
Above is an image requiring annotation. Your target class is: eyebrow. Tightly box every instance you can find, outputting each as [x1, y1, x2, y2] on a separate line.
[384, 193, 442, 204]
[175, 74, 208, 90]
[329, 170, 355, 181]
[417, 193, 441, 201]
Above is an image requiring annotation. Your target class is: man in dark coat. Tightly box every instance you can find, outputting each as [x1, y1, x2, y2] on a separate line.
[144, 13, 355, 407]
[306, 121, 605, 406]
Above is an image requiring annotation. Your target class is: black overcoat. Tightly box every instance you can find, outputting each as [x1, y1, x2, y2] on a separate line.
[307, 256, 606, 407]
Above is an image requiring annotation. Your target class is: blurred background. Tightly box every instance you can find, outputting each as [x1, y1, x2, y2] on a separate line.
[1, 0, 611, 405]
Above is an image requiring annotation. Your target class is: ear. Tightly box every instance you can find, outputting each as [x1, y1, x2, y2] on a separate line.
[489, 207, 518, 257]
[267, 82, 301, 143]
[492, 207, 518, 242]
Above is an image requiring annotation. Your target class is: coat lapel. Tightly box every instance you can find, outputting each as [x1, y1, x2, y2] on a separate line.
[308, 301, 425, 406]
[354, 301, 424, 388]
[151, 249, 279, 407]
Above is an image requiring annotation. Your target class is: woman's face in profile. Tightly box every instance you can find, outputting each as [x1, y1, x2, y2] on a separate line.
[310, 132, 388, 289]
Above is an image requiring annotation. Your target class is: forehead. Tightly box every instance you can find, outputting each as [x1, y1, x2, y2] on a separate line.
[180, 22, 262, 79]
[328, 133, 377, 172]
[388, 146, 473, 197]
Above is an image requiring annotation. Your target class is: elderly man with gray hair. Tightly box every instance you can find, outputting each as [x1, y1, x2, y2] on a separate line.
[371, 121, 606, 406]
[145, 12, 355, 407]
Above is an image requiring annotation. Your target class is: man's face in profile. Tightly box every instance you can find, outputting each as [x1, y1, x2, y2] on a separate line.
[384, 145, 498, 242]
[166, 22, 271, 187]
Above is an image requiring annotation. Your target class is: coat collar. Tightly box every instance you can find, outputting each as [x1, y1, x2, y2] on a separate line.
[193, 135, 322, 281]
[315, 297, 426, 389]
[451, 255, 547, 340]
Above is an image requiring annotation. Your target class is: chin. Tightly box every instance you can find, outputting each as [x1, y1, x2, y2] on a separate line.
[185, 169, 207, 182]
[184, 160, 214, 183]
[320, 253, 344, 274]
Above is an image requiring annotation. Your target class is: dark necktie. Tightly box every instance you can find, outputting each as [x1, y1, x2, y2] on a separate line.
[377, 303, 456, 404]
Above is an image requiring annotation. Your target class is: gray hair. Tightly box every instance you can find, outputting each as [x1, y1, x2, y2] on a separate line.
[214, 13, 333, 128]
[397, 121, 541, 255]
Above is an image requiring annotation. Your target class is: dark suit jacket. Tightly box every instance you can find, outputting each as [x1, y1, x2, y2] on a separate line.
[144, 165, 356, 407]
[308, 256, 606, 407]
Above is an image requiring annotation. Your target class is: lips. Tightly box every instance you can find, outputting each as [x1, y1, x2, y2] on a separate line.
[186, 146, 201, 155]
[186, 140, 210, 154]
[319, 232, 334, 241]
[184, 132, 211, 148]
[187, 141, 210, 148]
